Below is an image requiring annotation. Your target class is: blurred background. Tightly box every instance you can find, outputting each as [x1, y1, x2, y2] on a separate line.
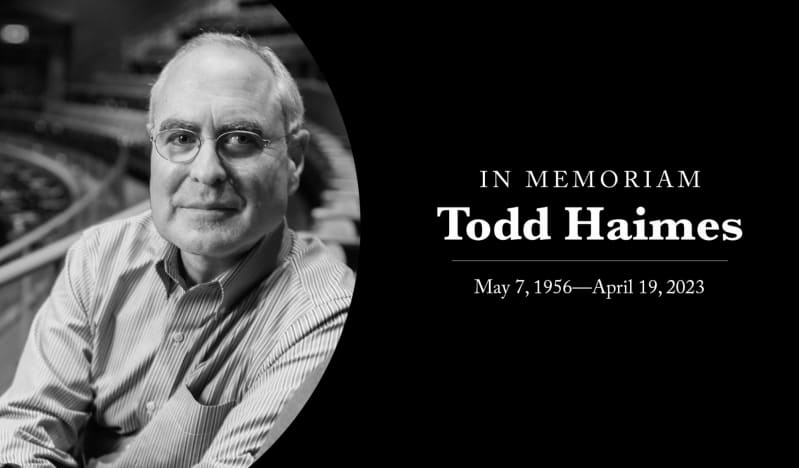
[0, 0, 359, 392]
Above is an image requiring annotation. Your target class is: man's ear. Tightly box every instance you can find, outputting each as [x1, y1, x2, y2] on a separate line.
[287, 128, 309, 194]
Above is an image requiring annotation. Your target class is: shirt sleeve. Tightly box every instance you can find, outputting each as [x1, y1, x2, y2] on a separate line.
[0, 233, 97, 467]
[193, 299, 349, 467]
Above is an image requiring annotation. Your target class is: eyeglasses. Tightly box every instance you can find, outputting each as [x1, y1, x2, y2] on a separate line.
[150, 128, 285, 164]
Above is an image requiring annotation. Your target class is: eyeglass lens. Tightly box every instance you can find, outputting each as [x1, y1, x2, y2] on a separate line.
[154, 129, 267, 162]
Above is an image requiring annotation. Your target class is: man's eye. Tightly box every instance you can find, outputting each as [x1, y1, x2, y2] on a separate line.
[168, 131, 197, 145]
[225, 133, 255, 145]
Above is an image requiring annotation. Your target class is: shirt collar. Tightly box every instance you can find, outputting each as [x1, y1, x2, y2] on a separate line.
[154, 221, 294, 310]
[216, 221, 294, 309]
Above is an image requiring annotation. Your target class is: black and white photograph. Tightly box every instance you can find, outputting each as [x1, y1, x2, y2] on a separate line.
[0, 0, 358, 465]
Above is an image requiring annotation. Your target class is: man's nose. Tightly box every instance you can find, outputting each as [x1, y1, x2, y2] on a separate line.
[189, 138, 228, 185]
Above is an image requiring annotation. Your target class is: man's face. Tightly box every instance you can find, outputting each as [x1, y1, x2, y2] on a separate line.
[149, 44, 302, 260]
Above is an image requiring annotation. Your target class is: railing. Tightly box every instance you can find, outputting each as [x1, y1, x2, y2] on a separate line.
[0, 200, 151, 289]
[0, 200, 150, 392]
[0, 105, 147, 391]
[0, 143, 131, 265]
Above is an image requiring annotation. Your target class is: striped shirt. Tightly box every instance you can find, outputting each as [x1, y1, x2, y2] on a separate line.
[0, 210, 353, 467]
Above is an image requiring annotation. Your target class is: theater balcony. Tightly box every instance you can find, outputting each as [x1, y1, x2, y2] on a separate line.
[0, 0, 359, 394]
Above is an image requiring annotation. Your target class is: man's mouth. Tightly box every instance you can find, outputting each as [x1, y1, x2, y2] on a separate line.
[180, 202, 239, 211]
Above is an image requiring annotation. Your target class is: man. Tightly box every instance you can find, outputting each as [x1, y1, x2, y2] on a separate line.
[0, 33, 353, 466]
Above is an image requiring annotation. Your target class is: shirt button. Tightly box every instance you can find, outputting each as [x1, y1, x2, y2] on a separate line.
[172, 332, 184, 343]
[145, 401, 156, 413]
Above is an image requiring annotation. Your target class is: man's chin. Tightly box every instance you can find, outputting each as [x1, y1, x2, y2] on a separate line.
[166, 224, 248, 258]
[177, 236, 242, 258]
[177, 207, 240, 225]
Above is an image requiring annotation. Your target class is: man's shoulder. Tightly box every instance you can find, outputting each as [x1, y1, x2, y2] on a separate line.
[77, 209, 163, 262]
[284, 232, 354, 309]
[84, 208, 152, 233]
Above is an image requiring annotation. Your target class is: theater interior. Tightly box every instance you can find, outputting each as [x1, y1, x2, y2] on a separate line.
[0, 0, 359, 393]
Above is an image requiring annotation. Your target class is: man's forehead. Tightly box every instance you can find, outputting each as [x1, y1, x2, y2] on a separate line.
[153, 43, 282, 129]
[165, 44, 276, 92]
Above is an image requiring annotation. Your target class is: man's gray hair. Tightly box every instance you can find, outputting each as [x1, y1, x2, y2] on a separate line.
[148, 32, 305, 134]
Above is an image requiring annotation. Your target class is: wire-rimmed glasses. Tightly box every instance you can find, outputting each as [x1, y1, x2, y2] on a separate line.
[150, 128, 285, 164]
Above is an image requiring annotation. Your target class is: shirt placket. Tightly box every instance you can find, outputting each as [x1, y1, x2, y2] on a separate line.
[137, 283, 220, 424]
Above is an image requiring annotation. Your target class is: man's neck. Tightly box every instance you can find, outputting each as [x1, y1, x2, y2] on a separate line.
[177, 224, 287, 288]
[179, 249, 246, 287]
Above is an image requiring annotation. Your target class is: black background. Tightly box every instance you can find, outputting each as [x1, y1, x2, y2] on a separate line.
[258, 2, 783, 464]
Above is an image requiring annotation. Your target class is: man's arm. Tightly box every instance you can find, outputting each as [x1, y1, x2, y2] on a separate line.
[194, 300, 348, 467]
[0, 236, 97, 467]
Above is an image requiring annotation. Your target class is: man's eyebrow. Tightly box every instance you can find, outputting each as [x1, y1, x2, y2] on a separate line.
[159, 119, 199, 132]
[217, 121, 265, 136]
